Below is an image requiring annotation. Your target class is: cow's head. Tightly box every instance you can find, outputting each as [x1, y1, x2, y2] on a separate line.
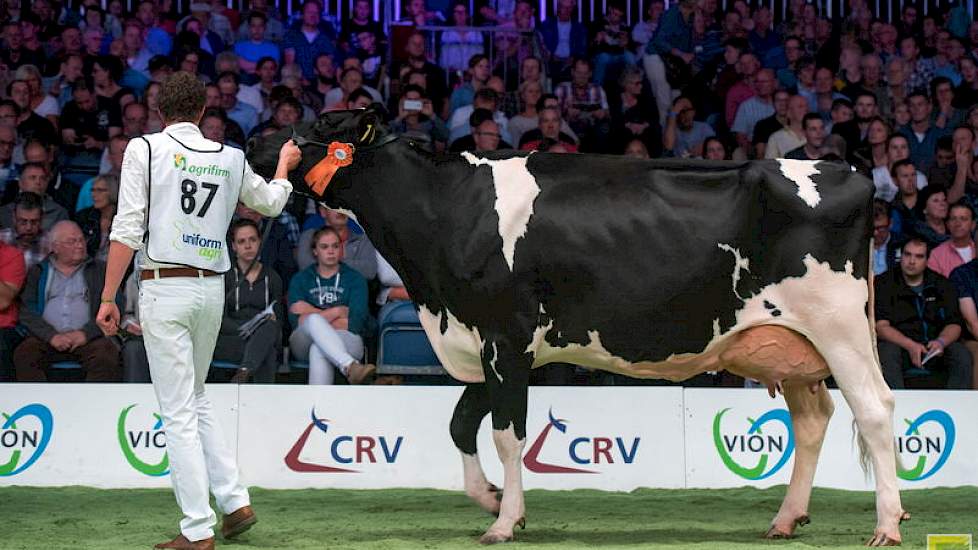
[246, 104, 392, 203]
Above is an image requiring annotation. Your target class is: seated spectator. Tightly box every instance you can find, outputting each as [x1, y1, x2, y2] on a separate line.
[217, 71, 259, 136]
[731, 68, 776, 158]
[234, 11, 280, 75]
[251, 96, 302, 137]
[12, 65, 59, 128]
[950, 257, 978, 389]
[0, 235, 25, 381]
[121, 102, 148, 139]
[913, 186, 951, 248]
[235, 203, 298, 287]
[322, 66, 383, 110]
[143, 82, 165, 133]
[701, 136, 730, 160]
[450, 108, 512, 152]
[0, 192, 47, 270]
[78, 135, 129, 212]
[875, 236, 973, 390]
[927, 136, 958, 191]
[395, 32, 449, 118]
[0, 164, 69, 231]
[554, 57, 611, 149]
[92, 55, 136, 108]
[302, 53, 336, 113]
[492, 0, 545, 90]
[808, 66, 848, 122]
[288, 227, 375, 385]
[507, 80, 544, 148]
[0, 124, 17, 200]
[297, 205, 377, 279]
[623, 138, 650, 159]
[519, 106, 577, 152]
[503, 56, 548, 118]
[753, 90, 790, 160]
[765, 95, 808, 159]
[351, 29, 384, 88]
[784, 113, 826, 160]
[282, 0, 338, 81]
[724, 52, 761, 129]
[873, 134, 928, 202]
[448, 54, 491, 115]
[241, 57, 278, 113]
[341, 0, 387, 57]
[14, 221, 121, 382]
[390, 84, 448, 151]
[5, 84, 57, 147]
[827, 97, 853, 134]
[75, 174, 118, 262]
[120, 270, 151, 383]
[215, 219, 283, 383]
[610, 66, 661, 156]
[590, 1, 635, 88]
[60, 80, 122, 159]
[889, 159, 921, 238]
[931, 76, 964, 131]
[852, 117, 892, 175]
[448, 86, 512, 146]
[639, 0, 695, 126]
[662, 95, 712, 158]
[953, 56, 978, 110]
[872, 200, 899, 276]
[899, 90, 951, 173]
[927, 202, 977, 278]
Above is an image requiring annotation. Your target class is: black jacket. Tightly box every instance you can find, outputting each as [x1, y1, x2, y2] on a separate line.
[874, 267, 962, 344]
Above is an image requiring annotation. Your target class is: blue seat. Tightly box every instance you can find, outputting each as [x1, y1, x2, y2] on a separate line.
[289, 360, 309, 370]
[377, 302, 444, 376]
[211, 361, 241, 370]
[50, 361, 81, 370]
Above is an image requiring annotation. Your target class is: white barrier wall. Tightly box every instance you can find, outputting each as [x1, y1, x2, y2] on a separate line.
[0, 385, 975, 490]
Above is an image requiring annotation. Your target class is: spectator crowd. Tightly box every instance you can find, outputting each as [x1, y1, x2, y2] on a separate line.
[0, 0, 977, 390]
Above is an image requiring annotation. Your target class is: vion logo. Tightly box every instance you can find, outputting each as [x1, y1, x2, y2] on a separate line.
[118, 404, 169, 476]
[285, 408, 403, 473]
[896, 410, 955, 481]
[713, 408, 795, 480]
[524, 408, 640, 474]
[0, 404, 53, 476]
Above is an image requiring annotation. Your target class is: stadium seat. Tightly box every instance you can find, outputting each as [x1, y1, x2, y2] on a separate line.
[50, 361, 81, 369]
[377, 301, 444, 376]
[211, 361, 242, 370]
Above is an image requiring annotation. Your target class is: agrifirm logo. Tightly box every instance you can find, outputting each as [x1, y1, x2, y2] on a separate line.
[713, 408, 795, 480]
[117, 404, 169, 476]
[0, 403, 53, 476]
[173, 154, 230, 179]
[285, 408, 403, 473]
[523, 408, 640, 474]
[896, 410, 955, 482]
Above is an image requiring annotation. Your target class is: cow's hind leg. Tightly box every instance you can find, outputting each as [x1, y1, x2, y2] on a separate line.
[450, 383, 501, 515]
[478, 335, 531, 545]
[810, 329, 904, 546]
[767, 380, 834, 539]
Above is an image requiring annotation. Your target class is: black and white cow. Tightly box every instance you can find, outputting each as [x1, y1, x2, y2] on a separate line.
[248, 107, 907, 546]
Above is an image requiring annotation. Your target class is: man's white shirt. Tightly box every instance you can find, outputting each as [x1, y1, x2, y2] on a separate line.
[110, 122, 293, 272]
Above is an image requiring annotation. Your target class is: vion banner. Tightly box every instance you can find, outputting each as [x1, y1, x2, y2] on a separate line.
[477, 387, 685, 491]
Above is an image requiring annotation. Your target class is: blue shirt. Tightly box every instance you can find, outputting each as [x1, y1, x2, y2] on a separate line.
[282, 24, 338, 81]
[234, 40, 281, 64]
[227, 101, 259, 137]
[647, 6, 692, 56]
[899, 123, 950, 173]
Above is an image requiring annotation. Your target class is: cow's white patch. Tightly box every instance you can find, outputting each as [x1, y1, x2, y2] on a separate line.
[461, 152, 540, 271]
[717, 243, 751, 300]
[523, 254, 868, 381]
[488, 341, 503, 383]
[417, 304, 485, 382]
[777, 159, 821, 208]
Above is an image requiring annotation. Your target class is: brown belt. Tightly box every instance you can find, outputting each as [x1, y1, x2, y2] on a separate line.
[140, 267, 221, 281]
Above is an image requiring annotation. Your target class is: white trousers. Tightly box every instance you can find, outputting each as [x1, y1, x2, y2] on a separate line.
[642, 53, 675, 127]
[140, 276, 249, 542]
[289, 314, 363, 385]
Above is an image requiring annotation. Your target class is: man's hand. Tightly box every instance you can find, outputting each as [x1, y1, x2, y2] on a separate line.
[97, 302, 121, 336]
[926, 339, 946, 357]
[279, 140, 302, 171]
[955, 141, 972, 171]
[66, 330, 87, 350]
[905, 340, 928, 367]
[126, 321, 143, 336]
[49, 333, 71, 352]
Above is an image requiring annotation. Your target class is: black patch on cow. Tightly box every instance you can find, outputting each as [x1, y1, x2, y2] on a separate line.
[764, 301, 783, 317]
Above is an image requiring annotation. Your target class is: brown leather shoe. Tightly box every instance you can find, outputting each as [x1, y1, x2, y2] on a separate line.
[346, 362, 376, 384]
[153, 534, 214, 550]
[221, 505, 257, 539]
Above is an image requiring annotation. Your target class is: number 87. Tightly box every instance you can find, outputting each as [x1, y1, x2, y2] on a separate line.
[180, 178, 219, 217]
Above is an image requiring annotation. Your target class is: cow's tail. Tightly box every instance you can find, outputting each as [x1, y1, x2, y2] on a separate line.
[853, 243, 905, 479]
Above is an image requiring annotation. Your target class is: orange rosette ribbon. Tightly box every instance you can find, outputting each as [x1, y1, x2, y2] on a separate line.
[305, 142, 355, 196]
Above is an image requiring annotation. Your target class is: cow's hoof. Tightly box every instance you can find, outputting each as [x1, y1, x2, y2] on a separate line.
[900, 510, 911, 523]
[479, 530, 514, 545]
[765, 514, 809, 539]
[865, 530, 902, 546]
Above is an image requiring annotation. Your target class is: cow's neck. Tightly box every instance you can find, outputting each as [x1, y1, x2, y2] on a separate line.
[334, 139, 448, 296]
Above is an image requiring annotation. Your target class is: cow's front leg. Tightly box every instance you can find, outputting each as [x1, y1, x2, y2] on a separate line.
[479, 335, 531, 545]
[450, 383, 500, 515]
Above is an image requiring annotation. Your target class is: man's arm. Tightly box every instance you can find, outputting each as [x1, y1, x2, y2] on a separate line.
[0, 247, 25, 310]
[238, 141, 300, 218]
[958, 296, 978, 340]
[876, 318, 928, 366]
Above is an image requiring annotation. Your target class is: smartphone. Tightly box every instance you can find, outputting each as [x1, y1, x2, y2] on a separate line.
[404, 99, 423, 111]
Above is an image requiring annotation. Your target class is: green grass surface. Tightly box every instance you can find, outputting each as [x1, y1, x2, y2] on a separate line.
[0, 486, 975, 549]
